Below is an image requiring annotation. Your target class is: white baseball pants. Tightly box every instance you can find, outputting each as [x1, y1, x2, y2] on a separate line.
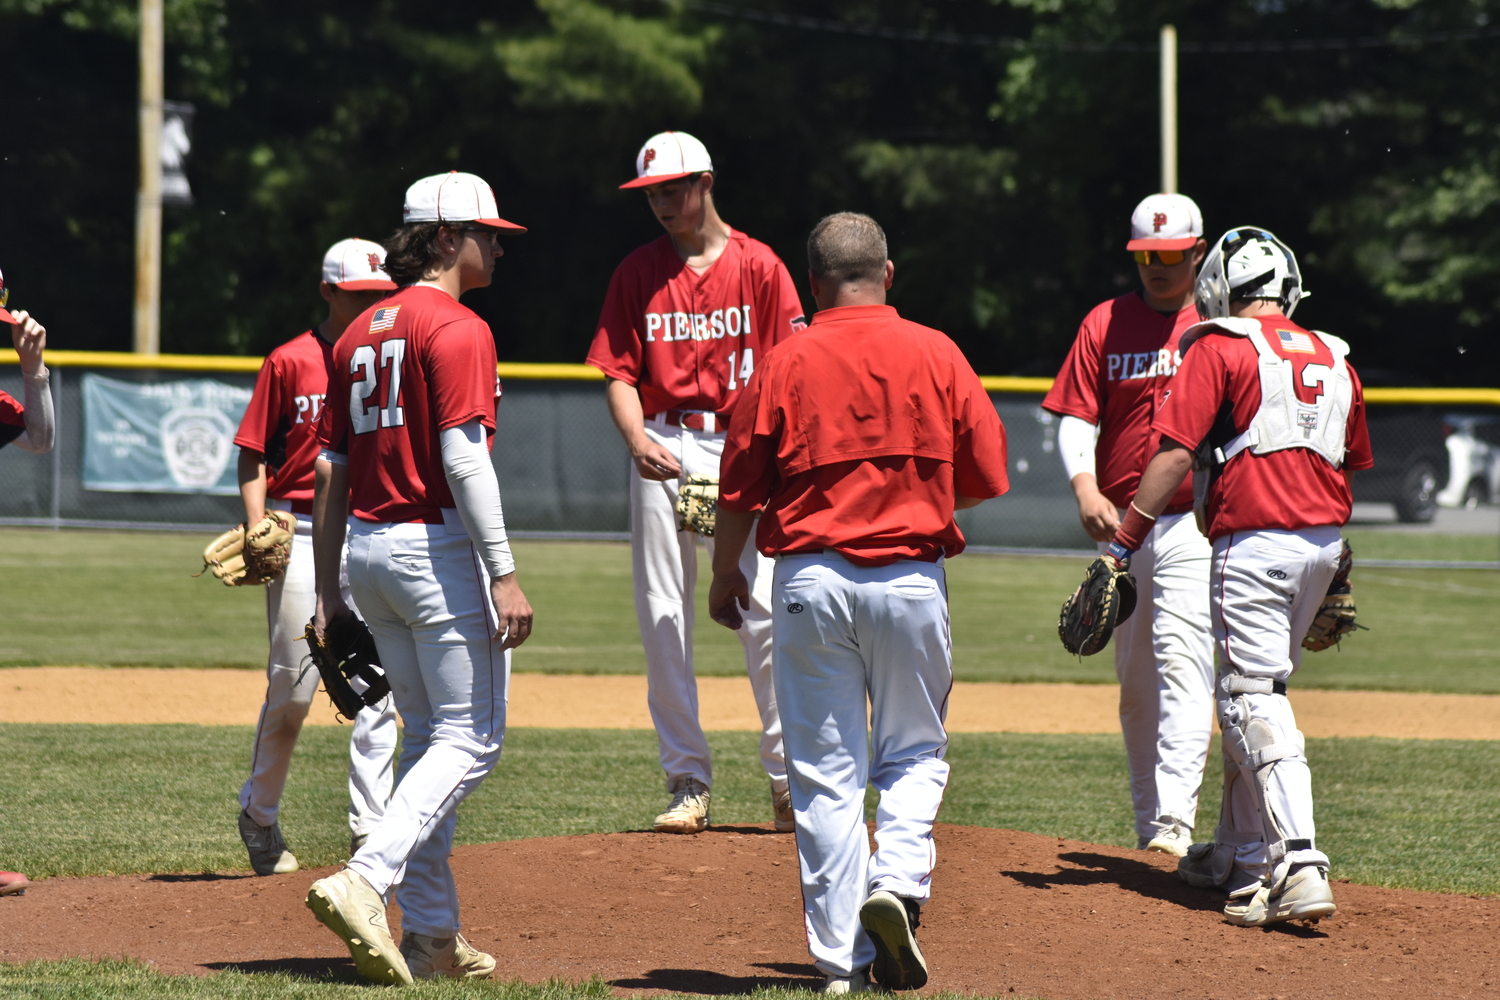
[772, 552, 951, 978]
[1107, 510, 1214, 842]
[239, 511, 397, 839]
[343, 518, 511, 939]
[1212, 526, 1342, 875]
[632, 416, 784, 791]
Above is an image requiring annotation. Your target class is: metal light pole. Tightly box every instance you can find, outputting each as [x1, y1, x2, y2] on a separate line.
[133, 0, 164, 355]
[1160, 24, 1178, 194]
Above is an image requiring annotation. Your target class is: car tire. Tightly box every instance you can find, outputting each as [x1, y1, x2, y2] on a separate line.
[1394, 460, 1440, 522]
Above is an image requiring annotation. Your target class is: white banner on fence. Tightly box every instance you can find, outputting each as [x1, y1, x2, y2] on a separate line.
[82, 373, 251, 494]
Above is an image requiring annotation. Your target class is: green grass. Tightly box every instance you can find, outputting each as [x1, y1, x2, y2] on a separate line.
[1343, 528, 1500, 563]
[2, 724, 1495, 897]
[2, 528, 1495, 691]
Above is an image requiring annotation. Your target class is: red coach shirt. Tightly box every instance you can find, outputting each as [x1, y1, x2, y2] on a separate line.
[1043, 293, 1197, 514]
[0, 391, 23, 449]
[1152, 315, 1373, 540]
[720, 304, 1010, 566]
[586, 230, 805, 417]
[235, 330, 336, 512]
[318, 285, 499, 525]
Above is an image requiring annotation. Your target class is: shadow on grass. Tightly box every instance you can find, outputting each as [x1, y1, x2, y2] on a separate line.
[1000, 851, 1225, 913]
[610, 964, 822, 994]
[204, 957, 361, 982]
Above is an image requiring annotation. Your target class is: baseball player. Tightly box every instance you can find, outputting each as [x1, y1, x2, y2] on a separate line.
[1042, 193, 1214, 857]
[586, 131, 806, 834]
[232, 239, 400, 876]
[0, 272, 52, 898]
[1105, 226, 1372, 927]
[710, 214, 1009, 992]
[306, 171, 533, 984]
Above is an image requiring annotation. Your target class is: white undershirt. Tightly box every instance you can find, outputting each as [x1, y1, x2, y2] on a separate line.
[440, 420, 516, 580]
[1057, 415, 1099, 482]
[12, 368, 53, 454]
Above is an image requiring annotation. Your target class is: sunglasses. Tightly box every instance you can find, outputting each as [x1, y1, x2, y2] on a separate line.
[1132, 249, 1187, 266]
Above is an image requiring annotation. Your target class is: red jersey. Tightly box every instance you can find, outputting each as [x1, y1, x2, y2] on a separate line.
[585, 230, 806, 418]
[235, 330, 336, 513]
[1043, 293, 1197, 514]
[1152, 315, 1373, 540]
[720, 304, 1010, 566]
[0, 391, 23, 448]
[318, 285, 500, 525]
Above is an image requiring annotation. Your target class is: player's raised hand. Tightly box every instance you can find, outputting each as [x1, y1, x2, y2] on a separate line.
[630, 438, 683, 481]
[707, 568, 749, 631]
[491, 573, 534, 648]
[10, 311, 46, 376]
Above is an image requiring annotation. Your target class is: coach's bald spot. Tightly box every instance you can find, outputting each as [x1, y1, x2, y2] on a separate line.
[807, 213, 888, 285]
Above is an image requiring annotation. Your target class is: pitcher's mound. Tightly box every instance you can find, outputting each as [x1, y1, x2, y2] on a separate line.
[0, 825, 1493, 998]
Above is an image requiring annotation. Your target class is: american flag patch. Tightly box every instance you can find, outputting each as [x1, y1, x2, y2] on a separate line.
[1277, 328, 1316, 354]
[369, 306, 401, 333]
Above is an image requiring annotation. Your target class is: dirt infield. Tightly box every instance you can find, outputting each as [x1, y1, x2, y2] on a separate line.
[0, 824, 1493, 998]
[2, 667, 1497, 739]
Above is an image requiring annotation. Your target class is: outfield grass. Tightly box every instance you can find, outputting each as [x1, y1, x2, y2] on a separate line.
[0, 529, 1495, 691]
[2, 723, 1495, 896]
[1343, 528, 1500, 563]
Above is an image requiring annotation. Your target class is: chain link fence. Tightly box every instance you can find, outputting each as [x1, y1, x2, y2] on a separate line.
[0, 364, 1486, 549]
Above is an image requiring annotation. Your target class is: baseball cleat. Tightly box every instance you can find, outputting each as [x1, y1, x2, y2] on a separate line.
[0, 871, 34, 896]
[1177, 840, 1234, 889]
[1145, 822, 1192, 858]
[859, 890, 928, 990]
[305, 868, 412, 985]
[238, 809, 299, 876]
[821, 969, 870, 994]
[1223, 864, 1337, 927]
[771, 780, 795, 833]
[400, 931, 496, 979]
[653, 778, 710, 834]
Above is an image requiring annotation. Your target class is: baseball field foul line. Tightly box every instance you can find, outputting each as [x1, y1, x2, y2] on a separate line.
[1, 666, 1493, 740]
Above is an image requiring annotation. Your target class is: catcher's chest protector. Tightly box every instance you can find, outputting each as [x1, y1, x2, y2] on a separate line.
[1188, 318, 1353, 470]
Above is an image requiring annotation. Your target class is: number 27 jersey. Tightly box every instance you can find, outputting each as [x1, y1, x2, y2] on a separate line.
[318, 285, 499, 525]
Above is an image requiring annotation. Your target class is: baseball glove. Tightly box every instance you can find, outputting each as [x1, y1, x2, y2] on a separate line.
[302, 614, 390, 722]
[1058, 554, 1138, 656]
[676, 475, 719, 536]
[197, 512, 296, 586]
[1302, 538, 1365, 652]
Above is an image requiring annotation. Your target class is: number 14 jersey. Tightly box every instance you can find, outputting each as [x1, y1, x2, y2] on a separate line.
[318, 285, 499, 525]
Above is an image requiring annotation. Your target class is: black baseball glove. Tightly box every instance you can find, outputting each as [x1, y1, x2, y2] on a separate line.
[1058, 553, 1138, 656]
[302, 614, 391, 721]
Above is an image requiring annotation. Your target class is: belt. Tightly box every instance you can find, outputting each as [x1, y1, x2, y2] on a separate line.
[649, 409, 732, 433]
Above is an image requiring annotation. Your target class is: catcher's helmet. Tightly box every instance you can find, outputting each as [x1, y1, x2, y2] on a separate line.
[1195, 226, 1305, 320]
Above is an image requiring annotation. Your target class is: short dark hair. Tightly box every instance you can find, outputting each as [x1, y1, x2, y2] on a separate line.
[807, 213, 887, 284]
[381, 222, 449, 286]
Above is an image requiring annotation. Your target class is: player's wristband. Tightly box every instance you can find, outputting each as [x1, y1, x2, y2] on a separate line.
[1106, 540, 1134, 564]
[1112, 503, 1158, 553]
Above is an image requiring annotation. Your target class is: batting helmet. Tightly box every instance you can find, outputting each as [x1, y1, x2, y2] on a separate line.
[1195, 226, 1305, 320]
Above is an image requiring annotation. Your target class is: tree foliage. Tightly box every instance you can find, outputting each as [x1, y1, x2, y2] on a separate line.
[1, 0, 1497, 384]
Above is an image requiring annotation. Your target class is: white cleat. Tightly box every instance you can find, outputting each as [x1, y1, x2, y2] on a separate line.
[822, 969, 870, 994]
[305, 868, 412, 985]
[1223, 864, 1337, 927]
[400, 931, 497, 979]
[1145, 822, 1193, 858]
[653, 778, 710, 834]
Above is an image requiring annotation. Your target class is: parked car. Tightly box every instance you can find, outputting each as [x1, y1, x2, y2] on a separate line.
[1352, 405, 1450, 523]
[1436, 414, 1500, 508]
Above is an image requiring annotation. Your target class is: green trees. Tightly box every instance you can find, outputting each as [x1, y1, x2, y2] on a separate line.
[2, 0, 1495, 384]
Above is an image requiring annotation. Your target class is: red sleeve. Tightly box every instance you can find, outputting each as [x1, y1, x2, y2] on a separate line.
[318, 354, 350, 455]
[1041, 311, 1104, 423]
[951, 350, 1010, 500]
[234, 355, 282, 453]
[1343, 365, 1374, 471]
[0, 390, 22, 428]
[427, 320, 499, 431]
[1152, 339, 1229, 448]
[719, 363, 782, 512]
[757, 255, 807, 349]
[585, 260, 645, 385]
